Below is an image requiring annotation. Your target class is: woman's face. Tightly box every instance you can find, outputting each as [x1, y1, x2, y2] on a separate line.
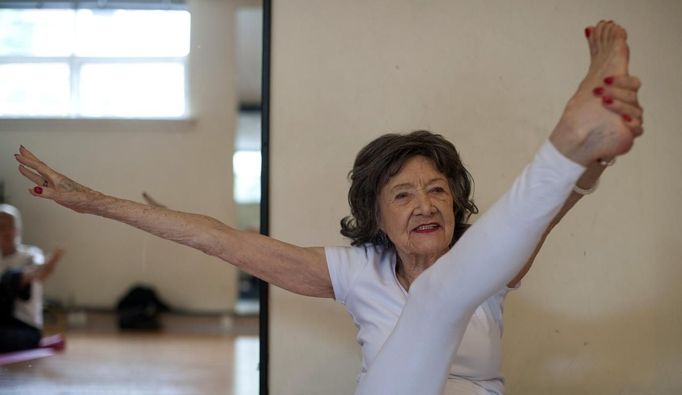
[378, 156, 455, 264]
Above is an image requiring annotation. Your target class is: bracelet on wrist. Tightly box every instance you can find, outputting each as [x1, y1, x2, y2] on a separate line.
[573, 178, 600, 195]
[599, 157, 616, 166]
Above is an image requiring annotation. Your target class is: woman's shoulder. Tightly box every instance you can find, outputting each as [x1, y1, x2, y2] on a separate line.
[325, 244, 398, 306]
[325, 243, 394, 264]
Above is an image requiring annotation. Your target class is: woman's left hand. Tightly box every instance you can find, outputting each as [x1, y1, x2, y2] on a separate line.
[595, 74, 644, 138]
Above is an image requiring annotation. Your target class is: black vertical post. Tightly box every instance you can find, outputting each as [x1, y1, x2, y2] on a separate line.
[258, 0, 271, 394]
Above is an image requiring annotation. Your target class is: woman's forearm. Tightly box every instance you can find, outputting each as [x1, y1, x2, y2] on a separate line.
[88, 193, 333, 296]
[89, 192, 231, 258]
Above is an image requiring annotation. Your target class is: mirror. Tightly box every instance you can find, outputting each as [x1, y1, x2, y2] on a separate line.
[0, 1, 265, 394]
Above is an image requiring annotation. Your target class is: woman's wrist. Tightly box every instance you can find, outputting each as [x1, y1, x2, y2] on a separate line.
[573, 159, 610, 194]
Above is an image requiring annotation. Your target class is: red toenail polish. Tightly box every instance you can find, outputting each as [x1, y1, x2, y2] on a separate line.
[604, 76, 614, 85]
[602, 96, 614, 105]
[34, 186, 43, 194]
[623, 114, 632, 122]
[585, 27, 592, 38]
[593, 87, 604, 96]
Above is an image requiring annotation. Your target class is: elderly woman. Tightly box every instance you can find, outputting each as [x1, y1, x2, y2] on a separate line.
[15, 21, 641, 395]
[0, 204, 64, 353]
[352, 21, 642, 395]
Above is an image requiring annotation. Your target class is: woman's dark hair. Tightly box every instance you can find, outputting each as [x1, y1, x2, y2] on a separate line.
[340, 130, 478, 248]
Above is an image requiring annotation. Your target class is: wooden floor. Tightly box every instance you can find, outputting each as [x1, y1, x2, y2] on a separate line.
[0, 311, 259, 395]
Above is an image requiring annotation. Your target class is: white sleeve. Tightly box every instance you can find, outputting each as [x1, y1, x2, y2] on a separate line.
[18, 244, 45, 266]
[325, 245, 370, 305]
[355, 140, 584, 395]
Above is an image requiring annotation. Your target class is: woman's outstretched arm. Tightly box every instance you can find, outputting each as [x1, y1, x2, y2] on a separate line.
[15, 147, 334, 298]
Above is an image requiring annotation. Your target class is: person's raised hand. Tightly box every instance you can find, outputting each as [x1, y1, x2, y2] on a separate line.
[592, 74, 644, 139]
[34, 247, 64, 281]
[15, 146, 100, 213]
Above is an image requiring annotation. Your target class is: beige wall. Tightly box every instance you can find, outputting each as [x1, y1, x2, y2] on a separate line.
[0, 0, 240, 312]
[269, 0, 682, 394]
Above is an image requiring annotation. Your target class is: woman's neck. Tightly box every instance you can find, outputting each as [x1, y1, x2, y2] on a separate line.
[395, 254, 438, 291]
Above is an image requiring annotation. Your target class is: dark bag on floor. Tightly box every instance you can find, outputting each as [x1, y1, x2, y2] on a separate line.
[116, 285, 170, 331]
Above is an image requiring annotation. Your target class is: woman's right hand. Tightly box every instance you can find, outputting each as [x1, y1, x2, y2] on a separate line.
[15, 145, 101, 214]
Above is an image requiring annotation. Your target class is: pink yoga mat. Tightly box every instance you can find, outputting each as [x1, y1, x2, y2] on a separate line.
[0, 348, 57, 366]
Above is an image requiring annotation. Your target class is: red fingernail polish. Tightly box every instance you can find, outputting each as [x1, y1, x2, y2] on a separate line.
[623, 114, 632, 122]
[585, 27, 592, 38]
[593, 87, 604, 96]
[604, 76, 614, 85]
[34, 186, 43, 194]
[602, 96, 614, 105]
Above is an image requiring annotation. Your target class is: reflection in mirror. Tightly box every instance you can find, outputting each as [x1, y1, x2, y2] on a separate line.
[0, 1, 262, 394]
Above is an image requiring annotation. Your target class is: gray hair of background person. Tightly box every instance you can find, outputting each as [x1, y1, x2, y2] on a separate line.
[340, 130, 479, 248]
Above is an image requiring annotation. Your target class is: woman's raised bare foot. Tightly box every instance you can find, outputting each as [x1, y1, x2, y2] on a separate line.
[550, 21, 637, 166]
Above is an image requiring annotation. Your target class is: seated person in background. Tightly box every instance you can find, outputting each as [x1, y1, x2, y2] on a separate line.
[0, 204, 64, 353]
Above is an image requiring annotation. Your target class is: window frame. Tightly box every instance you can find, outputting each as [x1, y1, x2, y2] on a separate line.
[0, 3, 191, 120]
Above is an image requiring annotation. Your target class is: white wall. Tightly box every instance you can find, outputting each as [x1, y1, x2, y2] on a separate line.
[0, 0, 241, 312]
[269, 0, 682, 393]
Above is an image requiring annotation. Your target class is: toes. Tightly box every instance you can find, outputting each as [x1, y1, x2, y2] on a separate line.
[592, 20, 616, 49]
[611, 23, 628, 40]
[601, 21, 614, 46]
[594, 20, 625, 47]
[587, 20, 630, 77]
[585, 25, 597, 55]
[592, 21, 605, 49]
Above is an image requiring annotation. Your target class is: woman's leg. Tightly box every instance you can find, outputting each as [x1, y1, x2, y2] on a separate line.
[356, 21, 636, 395]
[0, 270, 41, 353]
[0, 318, 42, 353]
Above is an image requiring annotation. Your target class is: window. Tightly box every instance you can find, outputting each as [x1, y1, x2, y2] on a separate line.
[233, 110, 262, 205]
[233, 150, 262, 204]
[0, 4, 190, 118]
